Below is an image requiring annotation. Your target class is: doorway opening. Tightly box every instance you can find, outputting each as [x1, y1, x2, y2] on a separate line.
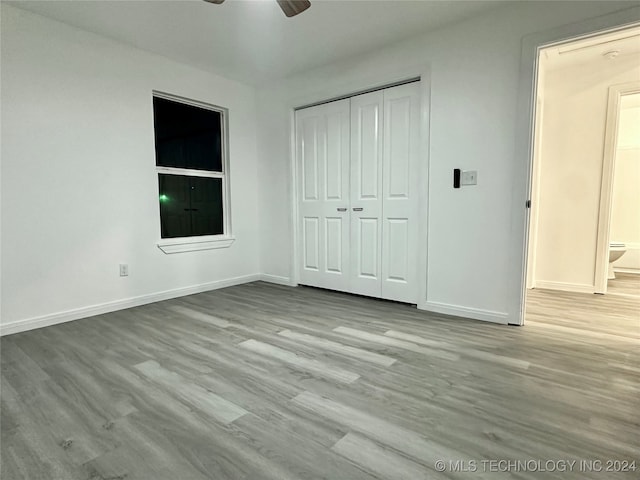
[524, 26, 640, 335]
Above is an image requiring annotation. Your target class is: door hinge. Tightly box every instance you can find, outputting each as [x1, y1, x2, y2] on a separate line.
[526, 200, 531, 209]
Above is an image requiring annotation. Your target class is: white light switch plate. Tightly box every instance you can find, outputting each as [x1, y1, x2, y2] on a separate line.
[461, 170, 477, 185]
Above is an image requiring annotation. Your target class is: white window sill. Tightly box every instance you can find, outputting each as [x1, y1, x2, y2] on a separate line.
[157, 236, 235, 254]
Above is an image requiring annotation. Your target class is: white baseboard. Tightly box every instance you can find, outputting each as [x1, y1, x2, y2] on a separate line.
[258, 274, 296, 286]
[418, 301, 509, 324]
[0, 273, 262, 337]
[534, 280, 595, 294]
[613, 267, 640, 275]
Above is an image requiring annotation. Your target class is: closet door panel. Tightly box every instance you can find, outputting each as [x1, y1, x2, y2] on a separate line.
[356, 104, 380, 199]
[325, 111, 347, 201]
[357, 218, 379, 278]
[303, 217, 320, 271]
[381, 82, 420, 303]
[350, 91, 383, 297]
[325, 217, 344, 274]
[386, 218, 409, 281]
[301, 116, 320, 201]
[297, 100, 351, 291]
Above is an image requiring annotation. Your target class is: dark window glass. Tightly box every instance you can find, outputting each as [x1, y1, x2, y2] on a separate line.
[158, 174, 223, 238]
[153, 97, 222, 172]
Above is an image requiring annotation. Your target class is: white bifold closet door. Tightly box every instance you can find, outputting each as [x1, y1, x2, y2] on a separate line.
[297, 82, 420, 303]
[350, 90, 384, 298]
[380, 82, 420, 303]
[297, 99, 351, 292]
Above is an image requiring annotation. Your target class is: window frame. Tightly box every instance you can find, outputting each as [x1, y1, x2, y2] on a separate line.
[152, 91, 234, 254]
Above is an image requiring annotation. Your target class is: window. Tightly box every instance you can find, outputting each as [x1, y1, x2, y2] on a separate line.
[153, 93, 233, 253]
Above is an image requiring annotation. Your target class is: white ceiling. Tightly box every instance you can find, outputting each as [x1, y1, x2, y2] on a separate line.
[541, 26, 640, 71]
[7, 0, 504, 85]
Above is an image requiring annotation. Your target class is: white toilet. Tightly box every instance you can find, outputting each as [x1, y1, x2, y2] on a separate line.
[608, 242, 626, 279]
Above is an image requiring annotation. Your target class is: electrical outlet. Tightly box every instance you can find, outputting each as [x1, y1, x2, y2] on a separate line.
[461, 170, 478, 186]
[119, 264, 129, 277]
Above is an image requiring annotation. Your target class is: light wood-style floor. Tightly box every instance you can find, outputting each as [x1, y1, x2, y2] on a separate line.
[2, 281, 639, 479]
[608, 272, 640, 298]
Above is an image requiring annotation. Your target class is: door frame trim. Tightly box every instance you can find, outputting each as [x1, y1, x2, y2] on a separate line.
[289, 69, 432, 307]
[594, 81, 640, 294]
[512, 7, 640, 325]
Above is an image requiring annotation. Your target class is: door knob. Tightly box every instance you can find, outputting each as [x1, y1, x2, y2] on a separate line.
[337, 207, 347, 212]
[353, 207, 363, 211]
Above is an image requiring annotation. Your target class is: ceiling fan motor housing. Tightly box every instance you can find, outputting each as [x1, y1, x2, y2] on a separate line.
[203, 0, 312, 18]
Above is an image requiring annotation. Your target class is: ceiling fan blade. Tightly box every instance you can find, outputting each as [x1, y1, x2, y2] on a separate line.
[277, 0, 311, 17]
[203, 0, 225, 4]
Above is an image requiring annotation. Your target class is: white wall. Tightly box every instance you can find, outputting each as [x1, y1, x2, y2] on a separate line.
[611, 97, 640, 272]
[256, 1, 638, 323]
[0, 5, 260, 333]
[533, 54, 640, 291]
[3, 2, 638, 333]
